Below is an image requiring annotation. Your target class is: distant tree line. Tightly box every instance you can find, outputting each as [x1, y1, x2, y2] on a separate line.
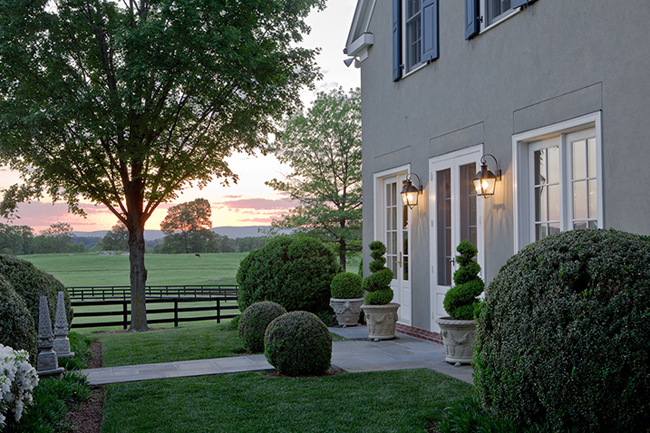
[0, 222, 267, 255]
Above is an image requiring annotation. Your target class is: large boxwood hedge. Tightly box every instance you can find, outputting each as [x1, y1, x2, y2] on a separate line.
[474, 229, 650, 432]
[0, 255, 73, 332]
[0, 274, 37, 360]
[236, 236, 339, 314]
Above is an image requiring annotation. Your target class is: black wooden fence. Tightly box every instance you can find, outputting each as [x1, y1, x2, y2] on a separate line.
[68, 285, 239, 329]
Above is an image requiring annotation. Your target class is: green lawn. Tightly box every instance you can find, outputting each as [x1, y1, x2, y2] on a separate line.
[22, 252, 248, 287]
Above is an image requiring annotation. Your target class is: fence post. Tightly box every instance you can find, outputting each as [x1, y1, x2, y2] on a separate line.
[123, 301, 128, 330]
[174, 299, 179, 328]
[217, 299, 221, 324]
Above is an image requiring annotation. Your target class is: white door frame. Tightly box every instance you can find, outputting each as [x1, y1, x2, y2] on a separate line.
[429, 145, 484, 332]
[373, 164, 412, 325]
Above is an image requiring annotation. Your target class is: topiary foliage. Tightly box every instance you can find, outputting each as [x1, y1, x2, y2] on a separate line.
[0, 254, 73, 332]
[0, 274, 37, 361]
[238, 301, 287, 353]
[264, 311, 332, 376]
[474, 229, 650, 432]
[443, 241, 484, 320]
[236, 236, 340, 314]
[362, 241, 394, 305]
[330, 272, 363, 299]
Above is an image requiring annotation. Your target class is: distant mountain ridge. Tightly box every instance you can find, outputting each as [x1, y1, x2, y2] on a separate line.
[73, 225, 283, 241]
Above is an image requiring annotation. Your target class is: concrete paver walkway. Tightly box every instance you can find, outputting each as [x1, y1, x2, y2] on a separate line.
[81, 325, 473, 386]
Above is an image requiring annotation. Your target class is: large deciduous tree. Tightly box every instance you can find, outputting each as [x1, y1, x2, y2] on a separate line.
[160, 197, 212, 253]
[0, 0, 324, 330]
[101, 222, 129, 251]
[266, 88, 362, 270]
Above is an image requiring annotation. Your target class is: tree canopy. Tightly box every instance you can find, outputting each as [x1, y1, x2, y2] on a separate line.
[266, 87, 362, 269]
[0, 0, 325, 330]
[100, 222, 129, 251]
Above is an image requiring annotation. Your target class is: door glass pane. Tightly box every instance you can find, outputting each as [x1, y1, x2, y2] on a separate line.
[437, 169, 452, 286]
[573, 180, 587, 220]
[385, 181, 398, 281]
[459, 163, 477, 246]
[572, 139, 587, 180]
[534, 149, 546, 185]
[587, 138, 597, 177]
[548, 184, 561, 222]
[535, 186, 546, 222]
[588, 179, 598, 218]
[547, 146, 560, 184]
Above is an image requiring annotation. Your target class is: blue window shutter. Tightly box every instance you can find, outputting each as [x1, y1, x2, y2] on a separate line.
[512, 0, 538, 8]
[393, 0, 402, 81]
[421, 0, 439, 62]
[465, 0, 479, 40]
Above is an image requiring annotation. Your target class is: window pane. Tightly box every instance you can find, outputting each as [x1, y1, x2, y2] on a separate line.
[536, 223, 547, 241]
[403, 231, 408, 255]
[403, 256, 409, 281]
[437, 169, 452, 286]
[587, 138, 597, 177]
[407, 0, 420, 17]
[547, 146, 560, 184]
[535, 186, 547, 222]
[572, 139, 587, 180]
[390, 183, 397, 206]
[391, 232, 397, 255]
[548, 222, 560, 236]
[588, 179, 598, 219]
[573, 180, 587, 220]
[548, 184, 561, 222]
[588, 220, 598, 229]
[574, 221, 587, 230]
[534, 149, 546, 185]
[391, 207, 397, 230]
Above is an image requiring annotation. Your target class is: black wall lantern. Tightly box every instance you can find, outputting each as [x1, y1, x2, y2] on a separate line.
[401, 173, 423, 209]
[473, 154, 502, 198]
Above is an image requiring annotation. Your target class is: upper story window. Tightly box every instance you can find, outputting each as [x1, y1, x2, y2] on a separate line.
[393, 0, 439, 81]
[466, 0, 537, 40]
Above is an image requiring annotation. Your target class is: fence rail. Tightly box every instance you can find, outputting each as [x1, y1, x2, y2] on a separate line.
[69, 285, 239, 329]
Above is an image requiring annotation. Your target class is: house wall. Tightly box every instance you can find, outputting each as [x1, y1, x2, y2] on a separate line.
[360, 0, 650, 332]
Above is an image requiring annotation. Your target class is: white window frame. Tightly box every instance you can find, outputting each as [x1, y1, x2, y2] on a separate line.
[479, 0, 519, 33]
[402, 0, 426, 76]
[512, 112, 604, 251]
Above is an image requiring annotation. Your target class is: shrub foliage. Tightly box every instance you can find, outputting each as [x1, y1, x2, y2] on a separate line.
[362, 241, 393, 305]
[238, 302, 287, 353]
[0, 255, 73, 332]
[443, 241, 484, 320]
[236, 236, 339, 313]
[0, 275, 37, 361]
[330, 272, 363, 299]
[474, 229, 650, 432]
[264, 311, 332, 376]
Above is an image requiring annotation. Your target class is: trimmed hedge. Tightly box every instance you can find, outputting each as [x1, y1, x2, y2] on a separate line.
[0, 274, 37, 360]
[443, 241, 484, 320]
[236, 236, 339, 314]
[264, 311, 332, 376]
[474, 229, 650, 432]
[330, 272, 363, 299]
[238, 302, 287, 353]
[0, 255, 73, 332]
[362, 241, 394, 305]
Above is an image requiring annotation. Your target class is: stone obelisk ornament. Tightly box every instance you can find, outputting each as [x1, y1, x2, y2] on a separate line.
[53, 291, 74, 359]
[37, 296, 64, 378]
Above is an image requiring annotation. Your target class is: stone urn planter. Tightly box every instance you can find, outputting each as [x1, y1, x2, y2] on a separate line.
[435, 317, 476, 364]
[362, 303, 400, 340]
[330, 297, 365, 327]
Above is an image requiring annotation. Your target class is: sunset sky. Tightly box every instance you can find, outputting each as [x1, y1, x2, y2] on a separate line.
[0, 1, 360, 233]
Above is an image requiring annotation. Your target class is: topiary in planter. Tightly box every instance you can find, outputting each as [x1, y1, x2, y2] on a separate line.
[0, 254, 73, 333]
[362, 241, 394, 305]
[474, 229, 650, 432]
[264, 311, 332, 376]
[443, 241, 484, 320]
[236, 236, 339, 314]
[0, 275, 37, 361]
[238, 301, 287, 353]
[330, 272, 363, 299]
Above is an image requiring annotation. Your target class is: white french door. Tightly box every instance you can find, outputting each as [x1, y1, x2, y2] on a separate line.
[429, 147, 484, 332]
[375, 170, 412, 325]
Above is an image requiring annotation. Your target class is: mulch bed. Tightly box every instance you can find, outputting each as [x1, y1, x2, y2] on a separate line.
[67, 339, 105, 433]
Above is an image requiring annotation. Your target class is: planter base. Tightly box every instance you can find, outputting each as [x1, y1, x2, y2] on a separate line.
[361, 303, 400, 340]
[435, 317, 476, 364]
[330, 297, 364, 327]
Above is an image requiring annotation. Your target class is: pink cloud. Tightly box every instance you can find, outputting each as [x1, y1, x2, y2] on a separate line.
[218, 197, 295, 210]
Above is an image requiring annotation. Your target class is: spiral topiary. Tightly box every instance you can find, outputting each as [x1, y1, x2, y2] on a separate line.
[330, 272, 363, 299]
[0, 274, 37, 361]
[443, 241, 484, 320]
[362, 241, 394, 305]
[264, 311, 332, 376]
[238, 301, 287, 353]
[474, 229, 650, 432]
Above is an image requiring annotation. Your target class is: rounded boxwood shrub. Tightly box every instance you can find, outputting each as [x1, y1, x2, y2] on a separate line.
[238, 301, 287, 353]
[0, 254, 73, 331]
[474, 229, 650, 432]
[264, 311, 332, 376]
[443, 241, 484, 320]
[0, 274, 37, 360]
[362, 241, 394, 305]
[330, 272, 363, 299]
[236, 236, 340, 314]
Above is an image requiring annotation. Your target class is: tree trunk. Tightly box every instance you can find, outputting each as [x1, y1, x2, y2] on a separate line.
[128, 222, 149, 331]
[339, 237, 346, 271]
